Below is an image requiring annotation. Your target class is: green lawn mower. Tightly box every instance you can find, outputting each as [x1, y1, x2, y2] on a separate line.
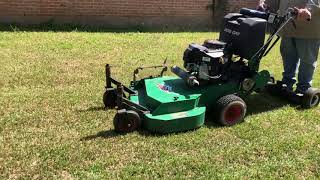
[103, 8, 320, 134]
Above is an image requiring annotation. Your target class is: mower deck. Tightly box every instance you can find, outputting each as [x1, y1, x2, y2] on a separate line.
[130, 76, 206, 133]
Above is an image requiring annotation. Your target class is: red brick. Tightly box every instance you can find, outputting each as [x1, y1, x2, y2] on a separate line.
[0, 0, 259, 28]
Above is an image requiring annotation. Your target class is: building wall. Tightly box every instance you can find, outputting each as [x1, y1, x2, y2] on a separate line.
[0, 0, 259, 29]
[225, 0, 259, 12]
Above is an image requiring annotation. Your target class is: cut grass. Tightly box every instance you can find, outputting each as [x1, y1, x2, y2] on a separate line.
[0, 31, 319, 179]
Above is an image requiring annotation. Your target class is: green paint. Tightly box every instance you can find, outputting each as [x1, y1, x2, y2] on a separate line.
[144, 107, 206, 133]
[129, 77, 235, 133]
[128, 69, 271, 133]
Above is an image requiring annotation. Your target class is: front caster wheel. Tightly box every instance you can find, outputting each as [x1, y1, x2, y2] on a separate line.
[113, 109, 141, 133]
[302, 88, 320, 109]
[215, 95, 247, 126]
[103, 89, 117, 108]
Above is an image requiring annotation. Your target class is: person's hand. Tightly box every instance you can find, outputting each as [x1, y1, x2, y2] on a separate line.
[294, 7, 311, 21]
[256, 2, 267, 12]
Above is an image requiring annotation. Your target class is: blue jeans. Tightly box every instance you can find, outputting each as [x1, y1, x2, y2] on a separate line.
[280, 37, 320, 92]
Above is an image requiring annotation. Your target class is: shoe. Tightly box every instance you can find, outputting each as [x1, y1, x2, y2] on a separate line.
[295, 89, 305, 95]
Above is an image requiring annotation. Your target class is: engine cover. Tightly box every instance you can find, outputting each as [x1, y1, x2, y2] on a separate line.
[219, 13, 267, 59]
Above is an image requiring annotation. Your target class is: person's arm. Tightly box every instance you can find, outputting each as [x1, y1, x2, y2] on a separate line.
[264, 0, 280, 13]
[257, 0, 267, 11]
[306, 0, 320, 15]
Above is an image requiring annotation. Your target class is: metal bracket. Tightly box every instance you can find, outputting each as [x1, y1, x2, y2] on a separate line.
[133, 59, 168, 83]
[105, 63, 150, 116]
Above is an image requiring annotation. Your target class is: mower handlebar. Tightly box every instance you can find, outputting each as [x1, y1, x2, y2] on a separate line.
[240, 8, 269, 20]
[240, 8, 299, 23]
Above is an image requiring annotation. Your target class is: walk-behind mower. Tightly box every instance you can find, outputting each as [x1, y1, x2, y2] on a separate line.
[103, 8, 320, 134]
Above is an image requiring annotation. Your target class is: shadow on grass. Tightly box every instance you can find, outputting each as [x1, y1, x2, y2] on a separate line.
[80, 92, 302, 139]
[81, 127, 207, 140]
[204, 120, 221, 128]
[80, 129, 165, 140]
[245, 92, 298, 116]
[80, 129, 121, 141]
[77, 106, 107, 112]
[137, 126, 210, 137]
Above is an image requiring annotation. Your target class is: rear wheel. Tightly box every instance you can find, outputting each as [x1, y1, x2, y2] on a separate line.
[113, 109, 141, 133]
[215, 95, 247, 126]
[302, 88, 320, 109]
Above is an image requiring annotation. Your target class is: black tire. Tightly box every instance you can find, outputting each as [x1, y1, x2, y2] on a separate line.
[113, 109, 141, 133]
[103, 90, 117, 108]
[302, 88, 320, 109]
[215, 95, 247, 126]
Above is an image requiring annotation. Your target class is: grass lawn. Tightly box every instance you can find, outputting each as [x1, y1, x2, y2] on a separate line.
[0, 30, 320, 179]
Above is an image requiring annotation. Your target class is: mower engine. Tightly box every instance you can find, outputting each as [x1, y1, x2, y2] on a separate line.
[180, 10, 267, 85]
[183, 40, 227, 81]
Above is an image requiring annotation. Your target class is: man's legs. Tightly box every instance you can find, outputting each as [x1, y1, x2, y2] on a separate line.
[280, 37, 300, 90]
[295, 38, 320, 92]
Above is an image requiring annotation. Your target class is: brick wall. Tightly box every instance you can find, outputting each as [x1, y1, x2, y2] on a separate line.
[225, 0, 259, 12]
[0, 0, 259, 29]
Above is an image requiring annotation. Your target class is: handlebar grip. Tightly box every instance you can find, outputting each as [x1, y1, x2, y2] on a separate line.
[240, 8, 269, 20]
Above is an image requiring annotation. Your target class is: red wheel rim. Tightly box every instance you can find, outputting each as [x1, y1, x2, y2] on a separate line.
[224, 104, 243, 124]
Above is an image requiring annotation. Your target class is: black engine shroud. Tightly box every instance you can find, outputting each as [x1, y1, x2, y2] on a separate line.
[219, 13, 267, 59]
